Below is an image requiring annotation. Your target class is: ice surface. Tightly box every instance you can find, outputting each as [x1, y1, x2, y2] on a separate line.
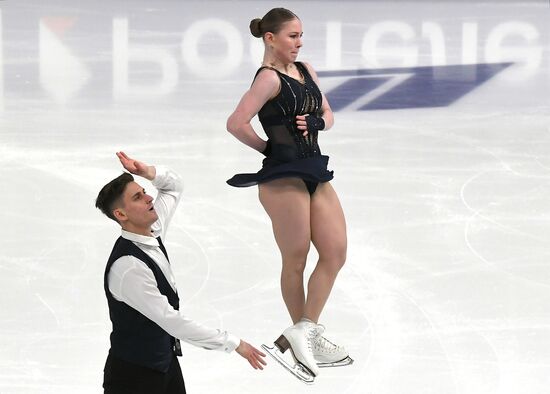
[0, 1, 548, 393]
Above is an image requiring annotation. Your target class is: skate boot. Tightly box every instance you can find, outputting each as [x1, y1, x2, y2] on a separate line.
[311, 324, 354, 368]
[280, 320, 320, 377]
[261, 320, 319, 383]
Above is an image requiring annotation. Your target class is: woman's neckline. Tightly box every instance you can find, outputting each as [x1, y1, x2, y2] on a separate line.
[261, 62, 306, 85]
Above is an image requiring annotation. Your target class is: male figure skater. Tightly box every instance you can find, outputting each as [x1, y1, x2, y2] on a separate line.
[96, 152, 265, 394]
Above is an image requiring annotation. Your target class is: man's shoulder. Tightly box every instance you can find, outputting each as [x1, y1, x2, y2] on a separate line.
[108, 238, 145, 267]
[109, 253, 147, 275]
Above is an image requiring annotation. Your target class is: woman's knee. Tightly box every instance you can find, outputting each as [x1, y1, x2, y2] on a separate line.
[282, 245, 310, 274]
[282, 261, 307, 277]
[319, 247, 347, 273]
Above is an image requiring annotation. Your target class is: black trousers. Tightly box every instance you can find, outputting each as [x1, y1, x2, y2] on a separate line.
[103, 354, 186, 394]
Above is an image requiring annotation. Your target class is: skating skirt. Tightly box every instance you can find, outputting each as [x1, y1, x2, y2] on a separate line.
[226, 154, 334, 188]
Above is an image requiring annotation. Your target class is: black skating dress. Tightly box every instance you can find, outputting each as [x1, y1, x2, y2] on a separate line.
[226, 62, 333, 195]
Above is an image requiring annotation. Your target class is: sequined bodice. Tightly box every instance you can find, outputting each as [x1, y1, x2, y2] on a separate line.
[255, 62, 323, 162]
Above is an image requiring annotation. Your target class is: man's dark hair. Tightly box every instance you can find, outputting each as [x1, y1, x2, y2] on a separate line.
[95, 172, 134, 222]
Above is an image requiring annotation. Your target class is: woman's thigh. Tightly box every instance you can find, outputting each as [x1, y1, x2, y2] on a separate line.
[310, 182, 347, 263]
[258, 178, 312, 260]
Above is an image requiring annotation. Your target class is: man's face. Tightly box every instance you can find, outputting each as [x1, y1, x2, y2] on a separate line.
[114, 181, 158, 231]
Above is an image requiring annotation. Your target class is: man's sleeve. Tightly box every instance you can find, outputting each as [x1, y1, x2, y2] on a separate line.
[150, 166, 183, 239]
[108, 256, 240, 353]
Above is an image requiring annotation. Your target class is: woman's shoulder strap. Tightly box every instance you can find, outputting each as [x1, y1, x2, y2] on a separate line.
[253, 66, 280, 83]
[295, 61, 312, 79]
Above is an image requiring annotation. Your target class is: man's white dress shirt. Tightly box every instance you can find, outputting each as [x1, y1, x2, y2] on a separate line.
[107, 166, 240, 353]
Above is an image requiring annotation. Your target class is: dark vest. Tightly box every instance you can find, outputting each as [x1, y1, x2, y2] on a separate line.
[104, 236, 179, 372]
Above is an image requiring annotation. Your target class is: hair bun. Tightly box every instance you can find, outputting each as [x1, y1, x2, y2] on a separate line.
[249, 18, 262, 38]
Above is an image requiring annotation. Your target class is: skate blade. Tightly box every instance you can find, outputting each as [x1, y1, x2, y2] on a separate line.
[318, 356, 354, 368]
[262, 343, 315, 384]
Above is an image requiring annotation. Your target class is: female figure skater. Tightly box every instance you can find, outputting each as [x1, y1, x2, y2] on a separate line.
[226, 8, 352, 380]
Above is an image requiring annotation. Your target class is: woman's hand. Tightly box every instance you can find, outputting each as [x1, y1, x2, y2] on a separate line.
[296, 114, 325, 137]
[295, 115, 309, 136]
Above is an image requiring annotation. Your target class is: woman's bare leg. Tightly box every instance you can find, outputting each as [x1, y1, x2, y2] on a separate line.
[259, 178, 312, 324]
[305, 182, 347, 323]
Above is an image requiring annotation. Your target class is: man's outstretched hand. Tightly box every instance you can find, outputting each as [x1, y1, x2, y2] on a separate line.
[116, 151, 156, 181]
[236, 340, 267, 370]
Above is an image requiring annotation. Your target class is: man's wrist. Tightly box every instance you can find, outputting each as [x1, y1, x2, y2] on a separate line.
[145, 166, 156, 181]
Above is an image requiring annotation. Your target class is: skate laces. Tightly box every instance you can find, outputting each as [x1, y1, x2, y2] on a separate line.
[300, 322, 318, 351]
[311, 325, 342, 354]
[311, 324, 325, 338]
[313, 335, 341, 354]
[309, 329, 319, 349]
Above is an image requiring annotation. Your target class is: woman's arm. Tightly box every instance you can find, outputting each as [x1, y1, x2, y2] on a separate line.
[303, 62, 334, 131]
[226, 69, 280, 153]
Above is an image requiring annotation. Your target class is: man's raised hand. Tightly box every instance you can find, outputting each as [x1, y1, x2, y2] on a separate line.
[116, 151, 156, 180]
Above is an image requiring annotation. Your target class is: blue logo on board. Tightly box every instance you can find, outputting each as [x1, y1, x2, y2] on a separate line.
[319, 63, 512, 111]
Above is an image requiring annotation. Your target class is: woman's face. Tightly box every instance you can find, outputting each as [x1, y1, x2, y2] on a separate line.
[269, 18, 303, 64]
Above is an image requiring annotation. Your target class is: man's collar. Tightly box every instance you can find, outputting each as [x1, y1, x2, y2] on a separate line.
[121, 229, 159, 247]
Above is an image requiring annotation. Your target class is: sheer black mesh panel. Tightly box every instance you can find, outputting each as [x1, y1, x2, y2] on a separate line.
[254, 62, 323, 161]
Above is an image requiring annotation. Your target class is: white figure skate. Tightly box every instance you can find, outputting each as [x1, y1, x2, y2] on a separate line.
[312, 324, 354, 368]
[261, 320, 320, 384]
